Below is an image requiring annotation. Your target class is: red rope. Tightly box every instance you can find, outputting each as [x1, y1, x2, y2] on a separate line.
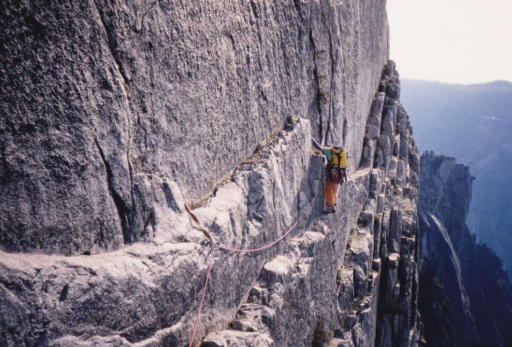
[186, 219, 299, 346]
[217, 220, 299, 253]
[188, 250, 215, 347]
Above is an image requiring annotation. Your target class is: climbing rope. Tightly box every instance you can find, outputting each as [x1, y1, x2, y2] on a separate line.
[185, 205, 299, 347]
[187, 249, 215, 347]
[217, 220, 298, 254]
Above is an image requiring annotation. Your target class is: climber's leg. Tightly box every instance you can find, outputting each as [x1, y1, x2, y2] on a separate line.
[324, 180, 339, 213]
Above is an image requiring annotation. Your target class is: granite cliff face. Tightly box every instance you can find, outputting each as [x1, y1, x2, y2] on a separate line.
[1, 1, 422, 346]
[0, 0, 388, 255]
[419, 152, 512, 347]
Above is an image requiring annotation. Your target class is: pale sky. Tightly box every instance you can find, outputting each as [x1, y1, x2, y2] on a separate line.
[387, 0, 512, 84]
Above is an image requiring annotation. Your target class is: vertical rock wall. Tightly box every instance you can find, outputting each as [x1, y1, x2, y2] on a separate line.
[0, 0, 388, 255]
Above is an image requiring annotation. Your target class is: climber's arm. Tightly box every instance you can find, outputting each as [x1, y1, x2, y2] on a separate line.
[311, 137, 323, 151]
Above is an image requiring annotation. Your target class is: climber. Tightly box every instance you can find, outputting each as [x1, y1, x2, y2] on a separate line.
[312, 138, 348, 214]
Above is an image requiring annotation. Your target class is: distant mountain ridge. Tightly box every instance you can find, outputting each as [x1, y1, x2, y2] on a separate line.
[401, 78, 512, 279]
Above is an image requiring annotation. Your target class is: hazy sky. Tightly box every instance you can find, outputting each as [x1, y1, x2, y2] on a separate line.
[387, 0, 512, 84]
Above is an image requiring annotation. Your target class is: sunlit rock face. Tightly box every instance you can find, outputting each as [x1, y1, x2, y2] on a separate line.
[419, 152, 512, 347]
[0, 0, 388, 255]
[0, 1, 425, 346]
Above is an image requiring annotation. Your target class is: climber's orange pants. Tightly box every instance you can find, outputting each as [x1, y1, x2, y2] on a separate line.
[324, 180, 340, 207]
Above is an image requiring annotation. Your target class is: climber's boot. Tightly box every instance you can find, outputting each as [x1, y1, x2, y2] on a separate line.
[323, 206, 335, 214]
